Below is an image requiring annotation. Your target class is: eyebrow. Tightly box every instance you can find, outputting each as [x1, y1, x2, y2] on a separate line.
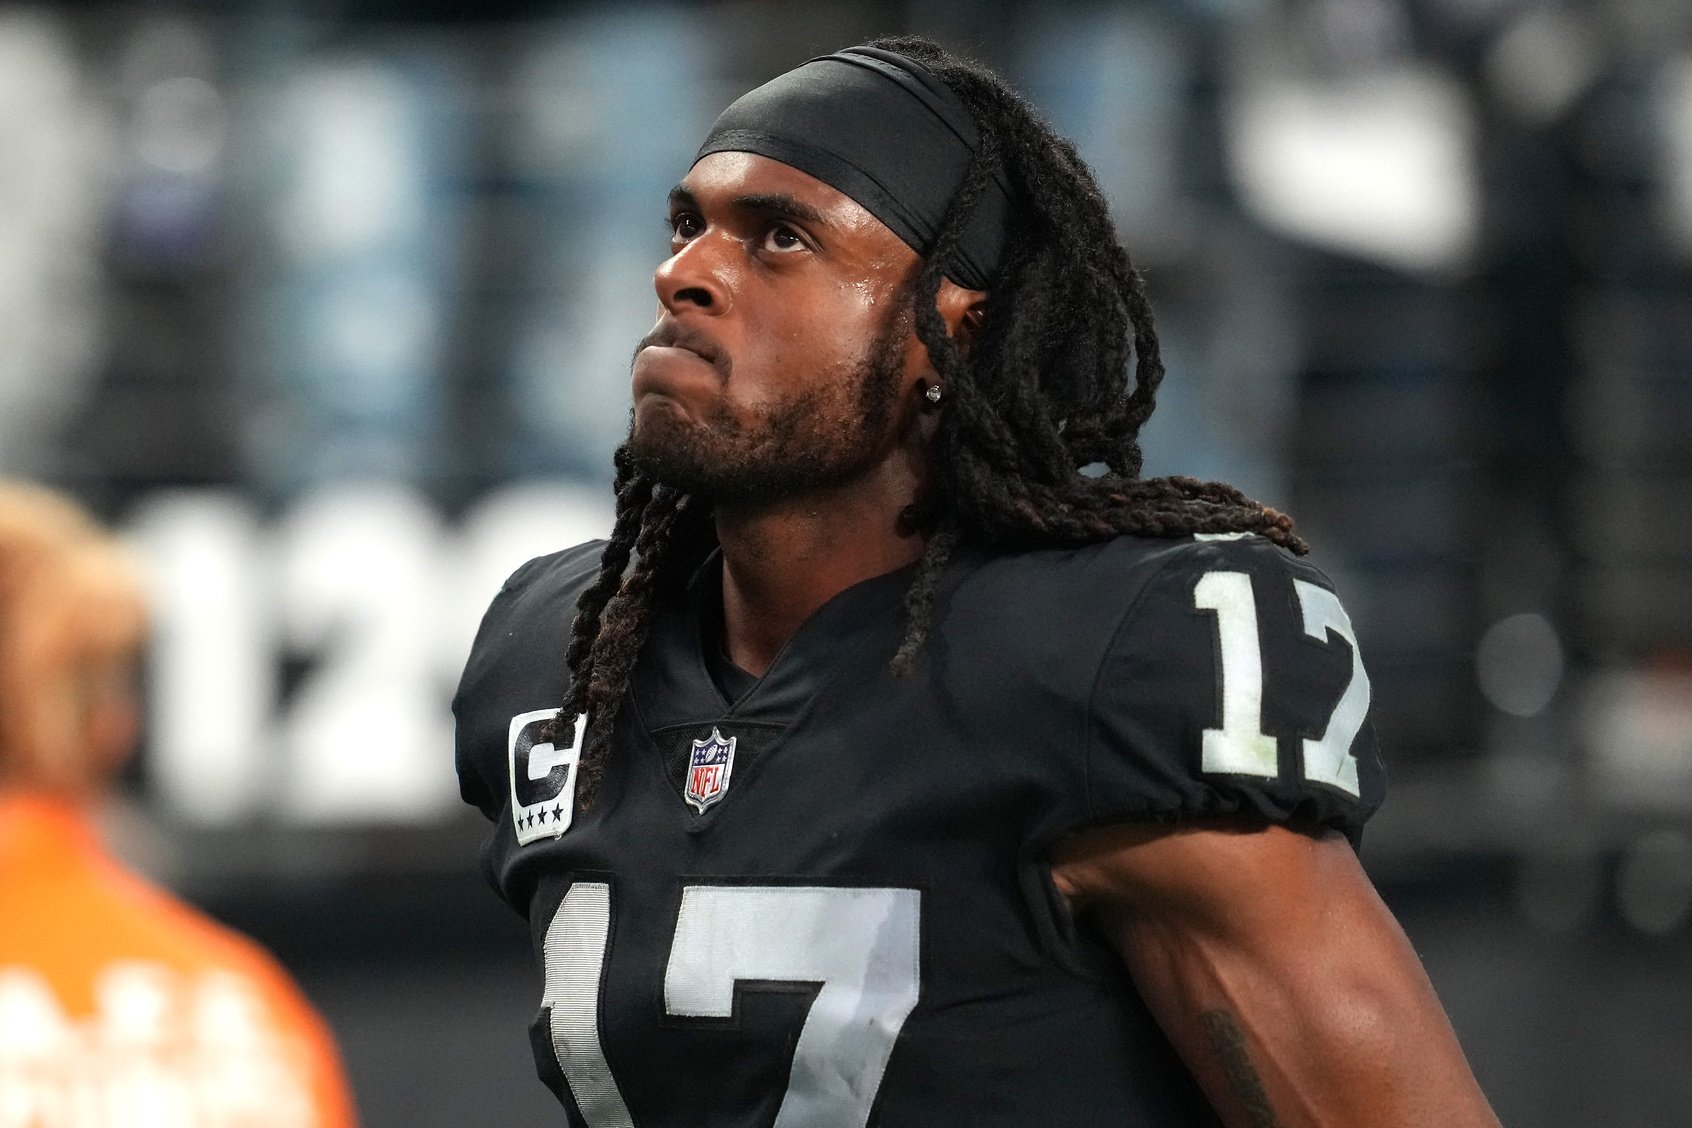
[668, 183, 831, 229]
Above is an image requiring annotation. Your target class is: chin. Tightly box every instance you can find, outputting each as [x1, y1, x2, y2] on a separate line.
[628, 410, 718, 488]
[631, 396, 698, 454]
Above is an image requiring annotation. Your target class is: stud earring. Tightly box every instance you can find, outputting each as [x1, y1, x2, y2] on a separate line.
[925, 384, 944, 405]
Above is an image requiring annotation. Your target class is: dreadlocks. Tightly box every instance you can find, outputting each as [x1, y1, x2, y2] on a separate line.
[552, 35, 1305, 807]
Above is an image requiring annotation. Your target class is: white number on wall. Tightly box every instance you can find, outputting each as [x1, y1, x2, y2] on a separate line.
[127, 492, 272, 826]
[277, 486, 454, 821]
[126, 482, 613, 826]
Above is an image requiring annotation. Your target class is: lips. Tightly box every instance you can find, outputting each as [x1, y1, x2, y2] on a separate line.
[638, 321, 725, 372]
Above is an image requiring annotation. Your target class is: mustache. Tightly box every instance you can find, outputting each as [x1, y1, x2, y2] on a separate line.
[633, 321, 730, 377]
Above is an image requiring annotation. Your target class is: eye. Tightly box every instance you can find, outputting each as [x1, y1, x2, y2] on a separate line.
[762, 223, 807, 253]
[668, 212, 703, 242]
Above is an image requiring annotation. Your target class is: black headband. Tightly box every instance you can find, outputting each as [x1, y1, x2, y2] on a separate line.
[693, 45, 1010, 290]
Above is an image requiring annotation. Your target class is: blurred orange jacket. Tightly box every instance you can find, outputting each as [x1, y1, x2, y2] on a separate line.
[0, 795, 359, 1128]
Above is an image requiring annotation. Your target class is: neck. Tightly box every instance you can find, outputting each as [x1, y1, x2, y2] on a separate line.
[714, 463, 927, 677]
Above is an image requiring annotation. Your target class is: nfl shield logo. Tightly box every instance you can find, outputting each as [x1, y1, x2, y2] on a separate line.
[684, 727, 737, 813]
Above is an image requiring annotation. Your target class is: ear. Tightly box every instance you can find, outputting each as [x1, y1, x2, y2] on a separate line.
[934, 278, 989, 358]
[899, 276, 990, 425]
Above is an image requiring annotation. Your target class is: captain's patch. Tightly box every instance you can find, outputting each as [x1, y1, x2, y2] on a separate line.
[509, 708, 586, 844]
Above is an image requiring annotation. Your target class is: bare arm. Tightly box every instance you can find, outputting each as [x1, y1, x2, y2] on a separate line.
[1051, 819, 1499, 1128]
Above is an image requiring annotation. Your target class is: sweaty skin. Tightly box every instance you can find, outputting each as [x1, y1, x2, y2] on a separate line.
[1051, 821, 1502, 1128]
[633, 151, 983, 676]
[630, 152, 1498, 1127]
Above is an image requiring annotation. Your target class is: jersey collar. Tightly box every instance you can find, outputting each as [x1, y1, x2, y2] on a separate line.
[631, 549, 918, 731]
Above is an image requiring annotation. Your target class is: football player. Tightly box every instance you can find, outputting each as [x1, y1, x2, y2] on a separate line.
[456, 36, 1499, 1127]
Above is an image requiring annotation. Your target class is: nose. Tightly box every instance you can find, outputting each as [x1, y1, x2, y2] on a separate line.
[654, 234, 730, 316]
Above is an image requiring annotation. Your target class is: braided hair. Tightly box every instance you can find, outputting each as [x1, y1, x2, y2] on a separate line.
[552, 34, 1305, 807]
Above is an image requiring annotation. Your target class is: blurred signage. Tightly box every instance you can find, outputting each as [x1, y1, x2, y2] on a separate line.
[126, 481, 611, 828]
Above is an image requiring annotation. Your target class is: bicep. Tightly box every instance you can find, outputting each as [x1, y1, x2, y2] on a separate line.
[1053, 820, 1497, 1128]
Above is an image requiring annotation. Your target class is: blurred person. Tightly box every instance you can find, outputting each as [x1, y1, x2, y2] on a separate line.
[0, 482, 358, 1128]
[455, 36, 1498, 1127]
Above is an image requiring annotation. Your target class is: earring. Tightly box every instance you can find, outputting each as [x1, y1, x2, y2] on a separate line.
[924, 384, 944, 405]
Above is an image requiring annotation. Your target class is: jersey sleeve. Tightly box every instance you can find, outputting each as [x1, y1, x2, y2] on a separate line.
[1082, 535, 1385, 845]
[452, 546, 599, 822]
[453, 558, 538, 821]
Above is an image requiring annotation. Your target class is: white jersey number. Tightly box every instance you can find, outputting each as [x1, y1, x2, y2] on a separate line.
[542, 882, 921, 1128]
[1194, 570, 1370, 797]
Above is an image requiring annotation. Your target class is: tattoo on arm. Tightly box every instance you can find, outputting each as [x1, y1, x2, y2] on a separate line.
[1199, 1009, 1280, 1128]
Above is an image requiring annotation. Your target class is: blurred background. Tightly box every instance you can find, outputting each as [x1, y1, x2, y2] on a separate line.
[2, 0, 1689, 1122]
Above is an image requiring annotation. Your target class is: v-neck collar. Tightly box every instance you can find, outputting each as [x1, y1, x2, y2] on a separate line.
[694, 561, 761, 710]
[632, 549, 919, 730]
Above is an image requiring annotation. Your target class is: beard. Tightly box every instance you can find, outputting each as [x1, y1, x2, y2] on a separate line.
[626, 307, 909, 507]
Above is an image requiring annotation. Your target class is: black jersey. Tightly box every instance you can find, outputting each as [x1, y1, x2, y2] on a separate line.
[454, 533, 1385, 1127]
